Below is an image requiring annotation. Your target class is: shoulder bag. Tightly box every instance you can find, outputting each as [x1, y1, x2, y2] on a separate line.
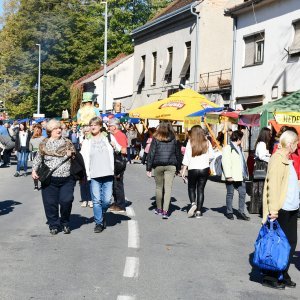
[107, 133, 127, 176]
[37, 156, 71, 186]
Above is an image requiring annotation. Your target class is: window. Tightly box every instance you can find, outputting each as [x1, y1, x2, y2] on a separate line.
[164, 47, 173, 83]
[244, 32, 264, 66]
[179, 42, 191, 79]
[289, 20, 300, 55]
[151, 52, 157, 86]
[137, 55, 145, 89]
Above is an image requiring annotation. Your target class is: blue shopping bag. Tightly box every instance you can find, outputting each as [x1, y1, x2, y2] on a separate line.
[253, 217, 291, 273]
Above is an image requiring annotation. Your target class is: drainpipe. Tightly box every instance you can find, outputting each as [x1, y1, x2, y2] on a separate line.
[230, 17, 237, 109]
[190, 1, 203, 91]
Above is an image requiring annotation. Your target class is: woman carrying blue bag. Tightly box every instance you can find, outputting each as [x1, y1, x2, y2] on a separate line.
[260, 130, 299, 289]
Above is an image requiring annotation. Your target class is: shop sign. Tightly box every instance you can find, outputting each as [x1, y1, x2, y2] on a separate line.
[274, 112, 300, 125]
[184, 117, 201, 128]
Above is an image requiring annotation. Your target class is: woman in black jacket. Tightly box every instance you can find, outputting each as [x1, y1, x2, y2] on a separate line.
[14, 122, 32, 177]
[146, 121, 182, 219]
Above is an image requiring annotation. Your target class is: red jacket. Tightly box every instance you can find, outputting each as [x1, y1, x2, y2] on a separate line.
[290, 145, 300, 180]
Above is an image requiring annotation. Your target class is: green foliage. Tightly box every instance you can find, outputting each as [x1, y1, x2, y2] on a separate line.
[0, 0, 173, 118]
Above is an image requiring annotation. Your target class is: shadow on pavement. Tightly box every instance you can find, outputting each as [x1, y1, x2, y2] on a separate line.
[105, 212, 131, 227]
[148, 196, 180, 216]
[210, 205, 240, 217]
[248, 252, 262, 284]
[0, 200, 22, 216]
[70, 214, 94, 230]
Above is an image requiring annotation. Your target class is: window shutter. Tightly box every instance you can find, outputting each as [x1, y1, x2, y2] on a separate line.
[244, 36, 255, 66]
[164, 56, 172, 77]
[179, 47, 191, 78]
[137, 68, 145, 86]
[290, 22, 300, 55]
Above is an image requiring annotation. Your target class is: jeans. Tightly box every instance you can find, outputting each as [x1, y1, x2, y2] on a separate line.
[127, 146, 135, 162]
[188, 168, 210, 212]
[80, 179, 91, 201]
[154, 165, 176, 212]
[225, 181, 246, 214]
[41, 176, 75, 229]
[16, 148, 29, 172]
[90, 176, 113, 225]
[113, 172, 126, 209]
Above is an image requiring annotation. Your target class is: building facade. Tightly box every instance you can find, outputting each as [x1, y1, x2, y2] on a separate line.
[80, 54, 134, 112]
[130, 0, 240, 111]
[226, 0, 300, 109]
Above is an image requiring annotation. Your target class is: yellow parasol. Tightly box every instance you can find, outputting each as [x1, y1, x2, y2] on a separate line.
[129, 89, 219, 121]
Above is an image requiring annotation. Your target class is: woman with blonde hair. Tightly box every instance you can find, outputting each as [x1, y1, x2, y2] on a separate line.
[32, 119, 76, 235]
[262, 130, 299, 289]
[81, 117, 121, 233]
[29, 124, 45, 190]
[146, 121, 182, 219]
[181, 125, 213, 218]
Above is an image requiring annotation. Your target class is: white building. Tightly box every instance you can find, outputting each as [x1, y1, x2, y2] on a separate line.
[225, 0, 300, 109]
[80, 53, 134, 112]
[130, 0, 241, 110]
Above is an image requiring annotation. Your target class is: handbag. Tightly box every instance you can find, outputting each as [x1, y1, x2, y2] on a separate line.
[37, 156, 71, 186]
[253, 159, 268, 180]
[253, 169, 267, 180]
[253, 217, 291, 276]
[70, 152, 86, 181]
[107, 133, 127, 176]
[113, 152, 127, 176]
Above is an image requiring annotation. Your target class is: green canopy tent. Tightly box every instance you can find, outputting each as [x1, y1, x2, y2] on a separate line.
[240, 91, 300, 127]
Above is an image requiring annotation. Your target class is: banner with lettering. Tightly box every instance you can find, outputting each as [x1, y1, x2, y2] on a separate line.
[274, 112, 300, 125]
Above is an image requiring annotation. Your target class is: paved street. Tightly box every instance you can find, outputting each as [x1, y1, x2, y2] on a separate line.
[0, 162, 299, 300]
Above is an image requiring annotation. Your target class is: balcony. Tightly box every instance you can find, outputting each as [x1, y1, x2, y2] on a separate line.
[199, 68, 231, 92]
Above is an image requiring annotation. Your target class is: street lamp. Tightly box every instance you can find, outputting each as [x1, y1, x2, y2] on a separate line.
[101, 1, 108, 114]
[36, 43, 41, 114]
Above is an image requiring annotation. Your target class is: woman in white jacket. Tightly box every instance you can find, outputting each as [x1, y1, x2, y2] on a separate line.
[181, 126, 214, 218]
[80, 117, 121, 233]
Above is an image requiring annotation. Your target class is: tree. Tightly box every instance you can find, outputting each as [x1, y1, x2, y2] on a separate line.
[0, 0, 173, 118]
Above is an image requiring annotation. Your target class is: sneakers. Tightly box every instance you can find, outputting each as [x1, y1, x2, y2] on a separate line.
[88, 201, 93, 208]
[81, 201, 88, 207]
[14, 172, 20, 177]
[34, 186, 39, 191]
[237, 212, 250, 221]
[62, 225, 71, 234]
[23, 173, 28, 177]
[195, 211, 202, 219]
[187, 202, 197, 217]
[50, 228, 59, 235]
[262, 279, 285, 290]
[225, 213, 234, 220]
[162, 210, 169, 219]
[154, 208, 162, 215]
[94, 224, 104, 233]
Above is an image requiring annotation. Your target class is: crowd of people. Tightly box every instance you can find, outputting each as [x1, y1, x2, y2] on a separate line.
[0, 117, 299, 289]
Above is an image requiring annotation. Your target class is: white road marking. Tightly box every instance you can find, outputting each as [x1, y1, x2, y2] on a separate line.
[128, 220, 140, 249]
[123, 257, 139, 278]
[126, 206, 135, 218]
[117, 296, 136, 300]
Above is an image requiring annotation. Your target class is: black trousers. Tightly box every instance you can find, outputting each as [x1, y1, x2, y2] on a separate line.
[3, 148, 13, 165]
[41, 176, 75, 229]
[113, 172, 126, 209]
[263, 209, 298, 281]
[187, 168, 210, 211]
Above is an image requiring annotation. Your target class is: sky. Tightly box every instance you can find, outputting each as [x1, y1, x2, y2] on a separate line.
[0, 0, 3, 16]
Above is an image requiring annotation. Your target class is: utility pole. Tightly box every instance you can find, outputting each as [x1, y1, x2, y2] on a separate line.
[101, 1, 108, 114]
[36, 43, 41, 114]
